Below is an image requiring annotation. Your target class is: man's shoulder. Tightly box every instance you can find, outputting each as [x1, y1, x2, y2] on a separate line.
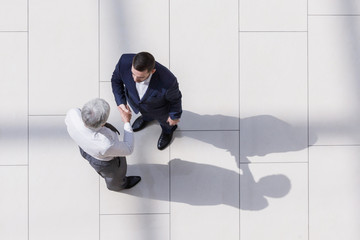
[154, 62, 177, 86]
[117, 54, 135, 74]
[66, 107, 81, 114]
[120, 53, 135, 63]
[65, 108, 81, 123]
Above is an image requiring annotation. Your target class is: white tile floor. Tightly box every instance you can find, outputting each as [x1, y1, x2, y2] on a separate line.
[1, 1, 360, 240]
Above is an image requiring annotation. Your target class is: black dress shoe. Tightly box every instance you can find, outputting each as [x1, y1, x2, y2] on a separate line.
[157, 132, 174, 150]
[157, 125, 177, 150]
[132, 116, 148, 132]
[124, 176, 141, 189]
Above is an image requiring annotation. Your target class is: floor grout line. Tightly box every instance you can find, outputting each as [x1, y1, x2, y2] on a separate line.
[100, 213, 171, 216]
[309, 14, 360, 16]
[29, 114, 66, 117]
[98, 1, 101, 240]
[169, 1, 172, 239]
[307, 0, 310, 239]
[238, 0, 241, 238]
[0, 31, 28, 33]
[0, 165, 29, 167]
[239, 31, 308, 33]
[27, 0, 30, 239]
[178, 129, 240, 132]
[240, 162, 309, 164]
[310, 144, 360, 147]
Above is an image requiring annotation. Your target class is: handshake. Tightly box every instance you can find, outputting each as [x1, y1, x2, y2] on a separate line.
[118, 104, 132, 123]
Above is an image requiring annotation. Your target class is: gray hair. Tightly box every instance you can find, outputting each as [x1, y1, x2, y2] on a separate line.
[81, 98, 110, 129]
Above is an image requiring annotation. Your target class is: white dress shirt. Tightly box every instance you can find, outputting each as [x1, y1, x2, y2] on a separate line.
[136, 74, 152, 100]
[65, 108, 134, 161]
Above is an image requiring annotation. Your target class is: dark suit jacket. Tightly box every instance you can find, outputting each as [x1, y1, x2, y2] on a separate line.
[111, 54, 182, 120]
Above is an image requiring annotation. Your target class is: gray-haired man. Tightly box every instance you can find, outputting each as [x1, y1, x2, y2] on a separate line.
[65, 98, 141, 191]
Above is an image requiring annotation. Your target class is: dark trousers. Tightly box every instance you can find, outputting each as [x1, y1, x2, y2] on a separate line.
[79, 148, 127, 191]
[141, 113, 177, 134]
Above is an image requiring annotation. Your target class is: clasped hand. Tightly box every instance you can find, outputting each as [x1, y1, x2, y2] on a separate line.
[118, 104, 132, 123]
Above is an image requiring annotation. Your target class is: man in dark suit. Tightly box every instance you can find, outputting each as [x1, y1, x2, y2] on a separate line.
[111, 52, 182, 150]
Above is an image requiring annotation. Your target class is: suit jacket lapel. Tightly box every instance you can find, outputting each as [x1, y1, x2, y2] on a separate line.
[141, 72, 160, 102]
[127, 75, 140, 101]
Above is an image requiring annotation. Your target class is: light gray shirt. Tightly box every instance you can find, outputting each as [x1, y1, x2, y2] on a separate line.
[65, 108, 134, 161]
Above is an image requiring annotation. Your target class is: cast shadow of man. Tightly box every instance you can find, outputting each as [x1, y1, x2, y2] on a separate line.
[124, 110, 317, 210]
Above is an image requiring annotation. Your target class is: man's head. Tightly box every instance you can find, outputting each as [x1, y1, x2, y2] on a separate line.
[131, 52, 156, 83]
[81, 98, 110, 129]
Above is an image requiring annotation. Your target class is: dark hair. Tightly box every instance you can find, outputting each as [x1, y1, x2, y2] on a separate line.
[132, 52, 155, 72]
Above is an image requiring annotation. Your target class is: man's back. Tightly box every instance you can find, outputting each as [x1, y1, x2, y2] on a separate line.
[65, 108, 134, 161]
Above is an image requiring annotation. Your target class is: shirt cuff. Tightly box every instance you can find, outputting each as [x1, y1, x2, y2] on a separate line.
[124, 122, 133, 132]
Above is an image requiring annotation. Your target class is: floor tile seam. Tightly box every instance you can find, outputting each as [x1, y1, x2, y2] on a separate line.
[98, 0, 100, 100]
[100, 213, 170, 216]
[27, 1, 30, 238]
[307, 1, 310, 238]
[0, 165, 28, 167]
[28, 114, 66, 117]
[239, 31, 308, 33]
[168, 0, 171, 71]
[97, 3, 101, 238]
[310, 144, 360, 147]
[240, 162, 308, 164]
[308, 14, 360, 16]
[0, 31, 28, 33]
[238, 0, 241, 236]
[178, 129, 240, 132]
[168, 61, 172, 240]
